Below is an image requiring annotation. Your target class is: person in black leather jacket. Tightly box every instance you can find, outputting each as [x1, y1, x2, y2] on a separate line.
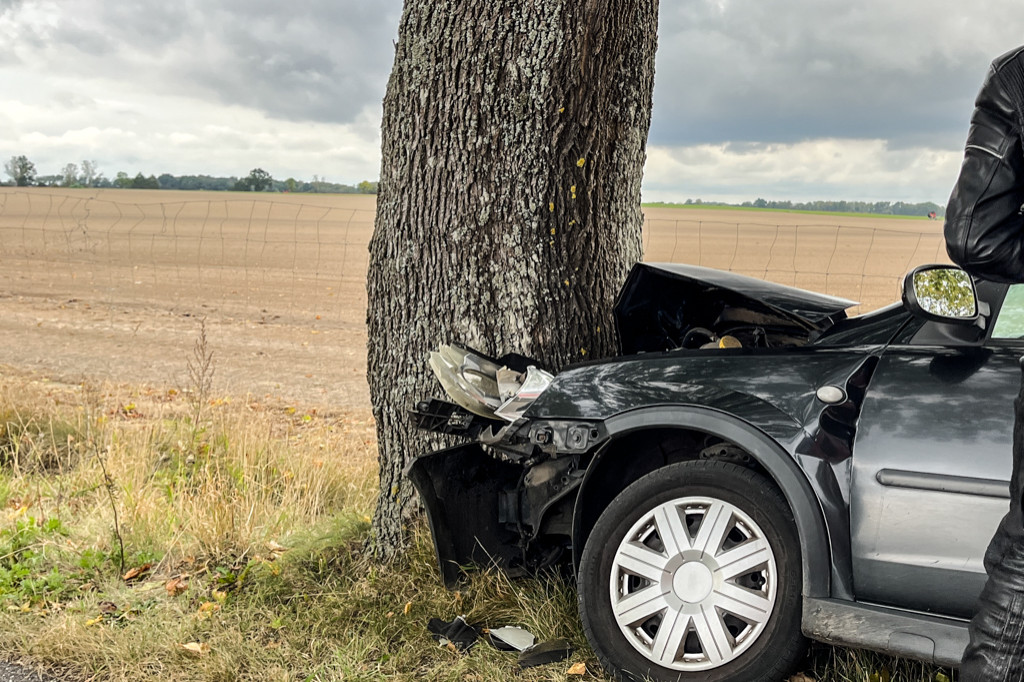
[945, 44, 1024, 680]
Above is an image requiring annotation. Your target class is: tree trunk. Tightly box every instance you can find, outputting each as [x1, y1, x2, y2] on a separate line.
[367, 0, 659, 556]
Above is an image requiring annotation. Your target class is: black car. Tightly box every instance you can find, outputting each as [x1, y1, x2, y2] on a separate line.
[407, 262, 1015, 681]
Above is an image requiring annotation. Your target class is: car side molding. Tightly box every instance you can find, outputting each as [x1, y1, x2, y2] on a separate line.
[876, 468, 1010, 499]
[802, 597, 968, 668]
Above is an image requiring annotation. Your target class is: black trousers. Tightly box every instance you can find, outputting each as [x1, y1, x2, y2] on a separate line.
[961, 371, 1024, 680]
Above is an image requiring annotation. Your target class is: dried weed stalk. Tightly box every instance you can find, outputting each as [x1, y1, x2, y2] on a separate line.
[186, 317, 215, 440]
[81, 383, 125, 575]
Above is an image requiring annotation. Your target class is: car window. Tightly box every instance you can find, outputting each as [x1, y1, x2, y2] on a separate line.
[992, 284, 1024, 340]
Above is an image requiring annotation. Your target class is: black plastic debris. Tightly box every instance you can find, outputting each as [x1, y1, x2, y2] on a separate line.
[517, 638, 574, 668]
[427, 615, 481, 652]
[427, 616, 569, 668]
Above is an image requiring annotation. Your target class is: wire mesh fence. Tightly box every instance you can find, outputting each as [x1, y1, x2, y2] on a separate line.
[0, 189, 947, 404]
[0, 189, 373, 327]
[642, 212, 948, 314]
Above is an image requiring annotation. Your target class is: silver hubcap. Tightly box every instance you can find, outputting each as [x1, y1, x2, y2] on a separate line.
[608, 496, 777, 671]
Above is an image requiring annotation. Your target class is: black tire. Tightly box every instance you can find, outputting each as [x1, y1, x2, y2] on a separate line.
[578, 460, 806, 682]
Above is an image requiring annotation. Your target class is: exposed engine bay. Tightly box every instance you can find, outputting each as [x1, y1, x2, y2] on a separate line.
[615, 263, 855, 354]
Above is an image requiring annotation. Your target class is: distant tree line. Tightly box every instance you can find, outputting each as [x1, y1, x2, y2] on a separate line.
[1, 155, 379, 195]
[676, 197, 945, 218]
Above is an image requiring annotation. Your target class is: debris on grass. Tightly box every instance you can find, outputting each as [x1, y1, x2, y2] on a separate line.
[517, 638, 574, 669]
[427, 615, 481, 652]
[487, 625, 535, 652]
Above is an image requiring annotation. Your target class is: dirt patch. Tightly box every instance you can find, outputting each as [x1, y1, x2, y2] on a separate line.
[0, 189, 945, 408]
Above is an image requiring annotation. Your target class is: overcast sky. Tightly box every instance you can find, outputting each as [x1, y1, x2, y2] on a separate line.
[2, 1, 1023, 203]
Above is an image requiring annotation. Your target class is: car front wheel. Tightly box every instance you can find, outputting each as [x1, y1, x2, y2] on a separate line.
[578, 460, 805, 682]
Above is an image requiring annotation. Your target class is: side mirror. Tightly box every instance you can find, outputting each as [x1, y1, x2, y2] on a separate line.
[902, 265, 980, 325]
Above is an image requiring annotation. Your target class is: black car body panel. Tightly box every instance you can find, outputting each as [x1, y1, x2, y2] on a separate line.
[407, 261, 1018, 672]
[405, 443, 525, 586]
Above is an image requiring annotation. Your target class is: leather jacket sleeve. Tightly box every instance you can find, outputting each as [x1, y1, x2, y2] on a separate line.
[944, 57, 1024, 283]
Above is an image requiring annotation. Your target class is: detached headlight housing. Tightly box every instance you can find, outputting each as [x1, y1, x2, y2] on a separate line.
[428, 344, 554, 422]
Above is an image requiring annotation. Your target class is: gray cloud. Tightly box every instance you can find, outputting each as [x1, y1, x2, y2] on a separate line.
[652, 0, 1024, 148]
[19, 0, 403, 124]
[3, 0, 1019, 202]
[11, 0, 1020, 149]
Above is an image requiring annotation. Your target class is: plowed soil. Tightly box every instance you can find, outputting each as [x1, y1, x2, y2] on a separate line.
[0, 189, 945, 409]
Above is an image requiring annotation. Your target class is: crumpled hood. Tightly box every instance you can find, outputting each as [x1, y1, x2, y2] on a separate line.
[614, 263, 857, 354]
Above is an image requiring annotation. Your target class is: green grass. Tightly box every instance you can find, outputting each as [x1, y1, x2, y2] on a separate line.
[641, 203, 938, 220]
[0, 379, 959, 681]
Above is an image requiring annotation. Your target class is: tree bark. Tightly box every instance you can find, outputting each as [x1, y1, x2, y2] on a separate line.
[367, 0, 659, 556]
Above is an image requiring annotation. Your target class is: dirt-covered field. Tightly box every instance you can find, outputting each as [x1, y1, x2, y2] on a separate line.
[0, 188, 946, 408]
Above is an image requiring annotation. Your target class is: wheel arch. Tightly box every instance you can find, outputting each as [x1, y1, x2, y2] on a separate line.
[571, 405, 832, 599]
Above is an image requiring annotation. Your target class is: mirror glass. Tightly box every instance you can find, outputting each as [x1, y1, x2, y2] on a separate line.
[912, 267, 977, 319]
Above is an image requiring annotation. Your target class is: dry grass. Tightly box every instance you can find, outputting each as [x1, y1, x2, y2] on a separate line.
[0, 376, 376, 560]
[0, 375, 958, 682]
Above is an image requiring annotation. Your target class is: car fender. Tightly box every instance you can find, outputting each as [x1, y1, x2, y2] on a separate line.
[571, 404, 834, 599]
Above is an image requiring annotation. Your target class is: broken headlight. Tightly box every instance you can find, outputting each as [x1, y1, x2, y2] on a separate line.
[428, 344, 553, 423]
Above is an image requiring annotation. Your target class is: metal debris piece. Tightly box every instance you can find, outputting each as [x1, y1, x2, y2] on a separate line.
[487, 625, 536, 652]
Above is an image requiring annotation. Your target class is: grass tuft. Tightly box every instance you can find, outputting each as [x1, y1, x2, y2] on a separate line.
[0, 407, 86, 474]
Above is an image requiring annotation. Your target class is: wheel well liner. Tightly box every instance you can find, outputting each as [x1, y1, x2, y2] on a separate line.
[571, 405, 832, 598]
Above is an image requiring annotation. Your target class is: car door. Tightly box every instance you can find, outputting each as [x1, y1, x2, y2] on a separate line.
[849, 281, 1019, 618]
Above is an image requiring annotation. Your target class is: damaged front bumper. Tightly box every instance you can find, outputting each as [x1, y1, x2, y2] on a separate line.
[406, 345, 606, 585]
[405, 439, 587, 586]
[407, 408, 603, 586]
[405, 444, 527, 586]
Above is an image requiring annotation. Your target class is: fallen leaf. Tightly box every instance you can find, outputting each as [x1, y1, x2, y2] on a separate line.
[123, 563, 152, 581]
[85, 616, 104, 627]
[197, 601, 220, 619]
[567, 661, 587, 675]
[403, 601, 412, 616]
[180, 642, 209, 656]
[165, 577, 188, 596]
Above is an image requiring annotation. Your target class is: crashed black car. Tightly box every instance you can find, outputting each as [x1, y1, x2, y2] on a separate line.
[407, 262, 1013, 682]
